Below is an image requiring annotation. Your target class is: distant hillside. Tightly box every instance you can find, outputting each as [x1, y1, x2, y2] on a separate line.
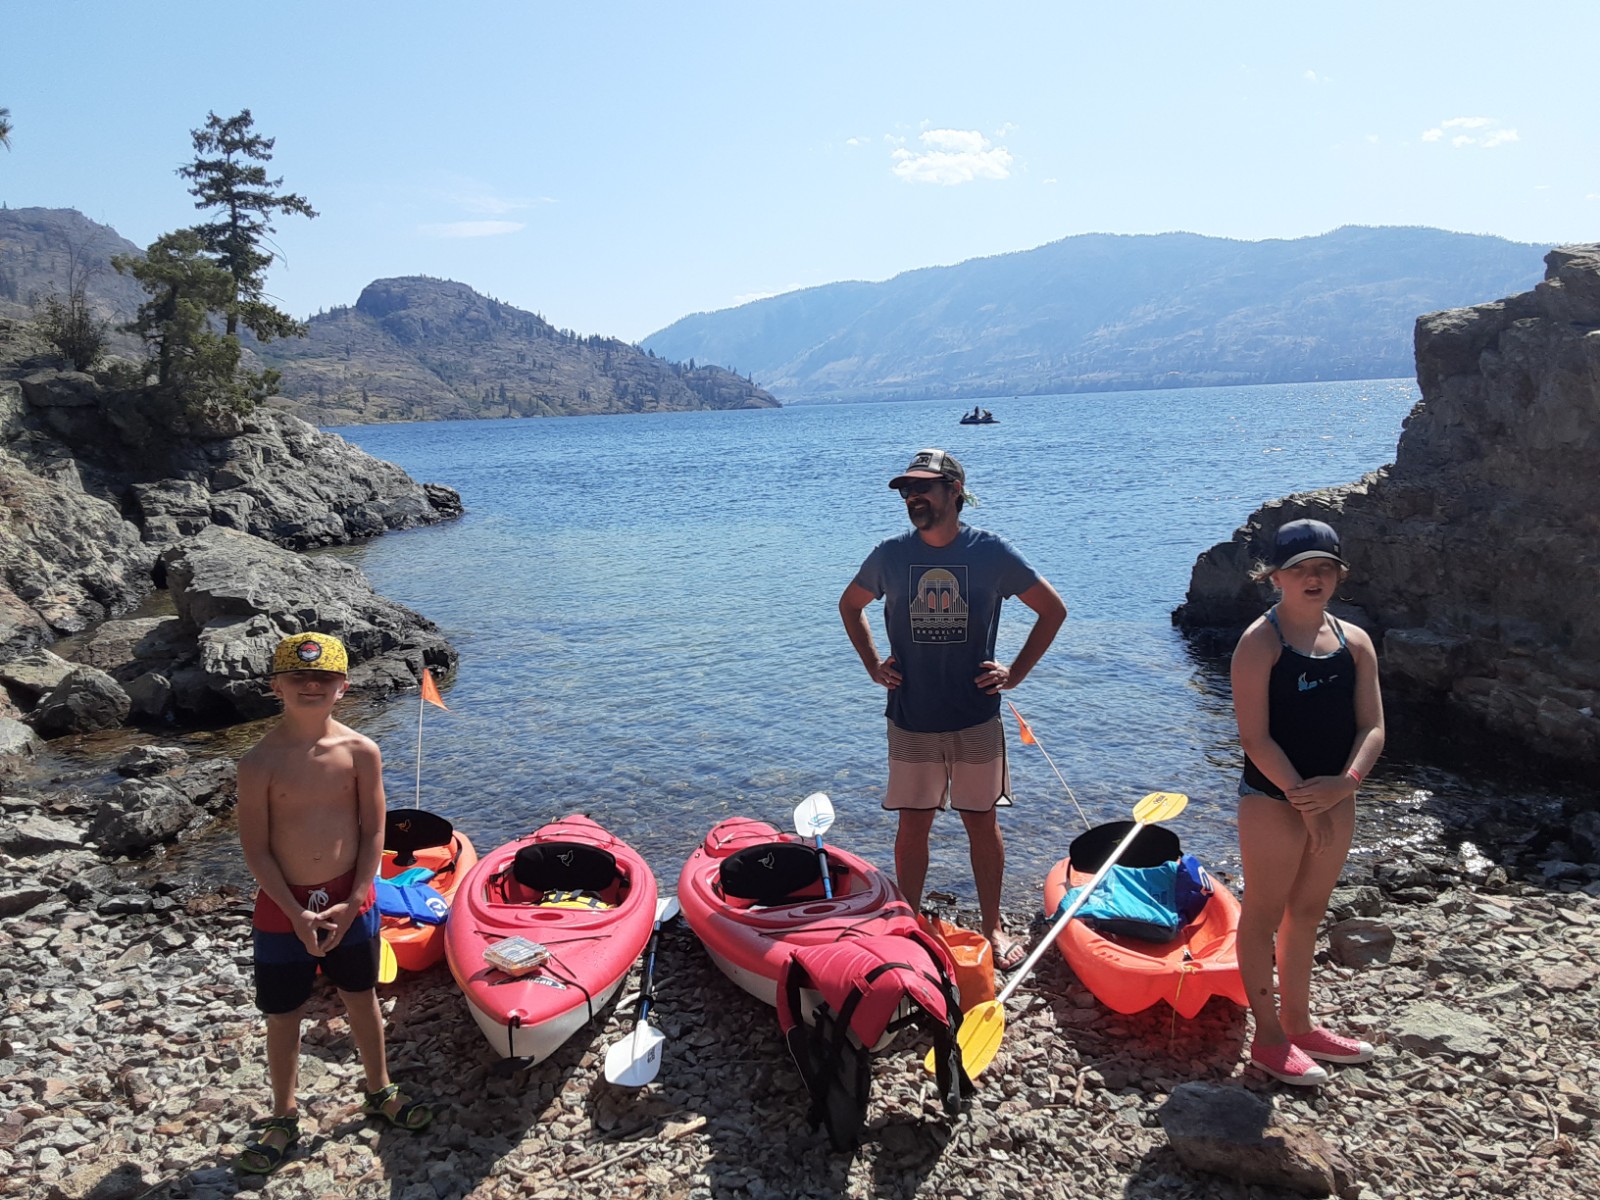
[641, 226, 1550, 402]
[255, 277, 777, 423]
[0, 207, 146, 356]
[0, 209, 778, 423]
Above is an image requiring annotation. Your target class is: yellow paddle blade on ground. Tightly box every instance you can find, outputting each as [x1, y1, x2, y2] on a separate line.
[378, 936, 399, 984]
[925, 999, 1006, 1078]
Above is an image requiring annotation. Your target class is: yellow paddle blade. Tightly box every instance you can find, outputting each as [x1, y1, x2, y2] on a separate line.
[922, 1000, 1005, 1078]
[378, 936, 398, 984]
[1132, 791, 1189, 825]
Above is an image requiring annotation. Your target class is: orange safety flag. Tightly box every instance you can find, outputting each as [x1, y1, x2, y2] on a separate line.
[421, 667, 449, 710]
[1005, 700, 1036, 745]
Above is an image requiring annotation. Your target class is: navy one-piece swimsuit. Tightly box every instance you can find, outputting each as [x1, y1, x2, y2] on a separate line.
[1242, 609, 1357, 802]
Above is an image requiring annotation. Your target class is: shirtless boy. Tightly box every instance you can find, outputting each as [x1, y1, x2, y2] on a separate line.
[234, 632, 432, 1175]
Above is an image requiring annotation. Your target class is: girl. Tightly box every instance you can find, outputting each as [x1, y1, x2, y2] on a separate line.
[1230, 519, 1385, 1085]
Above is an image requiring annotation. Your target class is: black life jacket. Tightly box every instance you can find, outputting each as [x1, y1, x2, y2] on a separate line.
[776, 919, 973, 1150]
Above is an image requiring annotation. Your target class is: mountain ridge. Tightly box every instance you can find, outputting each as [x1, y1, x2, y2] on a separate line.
[642, 225, 1551, 403]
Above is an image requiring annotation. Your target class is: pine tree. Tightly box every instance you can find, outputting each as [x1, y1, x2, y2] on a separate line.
[177, 109, 316, 338]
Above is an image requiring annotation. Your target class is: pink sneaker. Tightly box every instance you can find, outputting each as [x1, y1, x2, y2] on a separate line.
[1290, 1027, 1375, 1064]
[1250, 1038, 1329, 1086]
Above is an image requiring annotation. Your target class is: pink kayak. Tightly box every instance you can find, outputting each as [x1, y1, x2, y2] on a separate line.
[678, 816, 915, 1009]
[445, 814, 657, 1060]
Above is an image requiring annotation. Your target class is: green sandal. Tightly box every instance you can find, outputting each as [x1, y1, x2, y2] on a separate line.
[235, 1115, 299, 1175]
[363, 1082, 433, 1131]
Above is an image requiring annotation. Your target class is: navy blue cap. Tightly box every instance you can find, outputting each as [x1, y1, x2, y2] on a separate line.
[1270, 519, 1346, 569]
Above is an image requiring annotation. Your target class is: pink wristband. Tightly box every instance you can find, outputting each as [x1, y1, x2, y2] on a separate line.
[1346, 767, 1363, 785]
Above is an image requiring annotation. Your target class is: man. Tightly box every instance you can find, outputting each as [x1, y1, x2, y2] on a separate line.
[839, 449, 1066, 969]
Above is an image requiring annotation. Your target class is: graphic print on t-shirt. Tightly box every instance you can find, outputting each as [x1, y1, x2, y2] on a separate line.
[909, 565, 968, 643]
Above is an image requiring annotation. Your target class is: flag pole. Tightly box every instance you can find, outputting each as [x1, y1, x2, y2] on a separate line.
[415, 677, 425, 810]
[1006, 700, 1091, 830]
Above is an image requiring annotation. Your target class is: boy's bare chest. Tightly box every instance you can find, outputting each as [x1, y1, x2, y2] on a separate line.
[269, 750, 358, 811]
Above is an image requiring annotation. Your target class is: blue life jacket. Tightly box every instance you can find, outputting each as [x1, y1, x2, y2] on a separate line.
[373, 878, 450, 926]
[1058, 855, 1214, 941]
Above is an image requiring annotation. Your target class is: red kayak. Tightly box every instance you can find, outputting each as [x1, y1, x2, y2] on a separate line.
[1043, 822, 1246, 1019]
[678, 816, 915, 1009]
[445, 815, 657, 1060]
[379, 830, 478, 973]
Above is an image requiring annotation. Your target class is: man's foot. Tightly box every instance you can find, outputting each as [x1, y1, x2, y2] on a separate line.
[988, 934, 1026, 972]
[1249, 1038, 1328, 1086]
[363, 1083, 434, 1131]
[1289, 1027, 1375, 1064]
[235, 1115, 299, 1175]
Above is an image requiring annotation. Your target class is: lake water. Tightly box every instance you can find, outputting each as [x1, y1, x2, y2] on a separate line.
[255, 377, 1580, 912]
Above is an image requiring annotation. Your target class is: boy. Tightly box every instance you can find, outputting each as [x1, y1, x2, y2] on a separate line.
[234, 632, 432, 1175]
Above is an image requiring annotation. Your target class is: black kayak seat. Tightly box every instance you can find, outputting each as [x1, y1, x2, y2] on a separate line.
[719, 841, 824, 905]
[513, 841, 619, 894]
[1068, 821, 1180, 873]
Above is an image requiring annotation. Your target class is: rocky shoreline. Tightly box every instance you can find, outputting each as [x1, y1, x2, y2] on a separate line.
[3, 767, 1597, 1200]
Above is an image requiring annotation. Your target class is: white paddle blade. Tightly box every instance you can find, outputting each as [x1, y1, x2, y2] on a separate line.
[604, 1024, 666, 1087]
[655, 895, 681, 923]
[794, 791, 835, 837]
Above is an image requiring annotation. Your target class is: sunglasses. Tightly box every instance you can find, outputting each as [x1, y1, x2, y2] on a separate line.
[897, 479, 948, 498]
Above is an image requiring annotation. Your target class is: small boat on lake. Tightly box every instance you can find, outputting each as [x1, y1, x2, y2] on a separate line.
[1042, 821, 1246, 1019]
[445, 814, 657, 1060]
[959, 406, 998, 425]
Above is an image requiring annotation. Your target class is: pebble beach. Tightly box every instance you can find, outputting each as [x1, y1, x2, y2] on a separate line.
[4, 784, 1599, 1200]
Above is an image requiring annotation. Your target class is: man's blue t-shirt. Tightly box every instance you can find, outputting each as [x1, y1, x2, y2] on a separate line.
[853, 525, 1040, 733]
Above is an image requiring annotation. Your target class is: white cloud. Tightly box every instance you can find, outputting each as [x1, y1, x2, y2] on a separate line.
[1043, 177, 1058, 185]
[1304, 69, 1319, 82]
[420, 220, 525, 239]
[845, 136, 868, 147]
[890, 128, 1013, 185]
[1421, 116, 1519, 148]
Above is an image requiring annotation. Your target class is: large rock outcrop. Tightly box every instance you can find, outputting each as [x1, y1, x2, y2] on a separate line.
[155, 526, 456, 722]
[0, 348, 463, 744]
[1175, 244, 1600, 767]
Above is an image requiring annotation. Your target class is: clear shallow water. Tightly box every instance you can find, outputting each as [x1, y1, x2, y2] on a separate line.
[252, 376, 1583, 912]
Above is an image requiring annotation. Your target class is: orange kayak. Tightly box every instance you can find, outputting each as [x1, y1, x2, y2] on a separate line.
[380, 830, 478, 973]
[1042, 824, 1246, 1019]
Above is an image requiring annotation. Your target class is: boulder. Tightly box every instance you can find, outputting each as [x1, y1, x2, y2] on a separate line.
[0, 812, 84, 855]
[116, 745, 191, 777]
[123, 672, 174, 723]
[1326, 917, 1395, 968]
[0, 648, 76, 704]
[62, 616, 188, 681]
[1175, 244, 1600, 767]
[87, 779, 202, 856]
[1156, 1081, 1352, 1196]
[0, 715, 42, 776]
[29, 665, 132, 736]
[158, 525, 456, 722]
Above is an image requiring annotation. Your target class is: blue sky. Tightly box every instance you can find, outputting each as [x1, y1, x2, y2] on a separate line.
[5, 2, 1596, 342]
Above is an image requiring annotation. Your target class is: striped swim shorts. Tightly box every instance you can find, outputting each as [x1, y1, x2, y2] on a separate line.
[885, 716, 1012, 812]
